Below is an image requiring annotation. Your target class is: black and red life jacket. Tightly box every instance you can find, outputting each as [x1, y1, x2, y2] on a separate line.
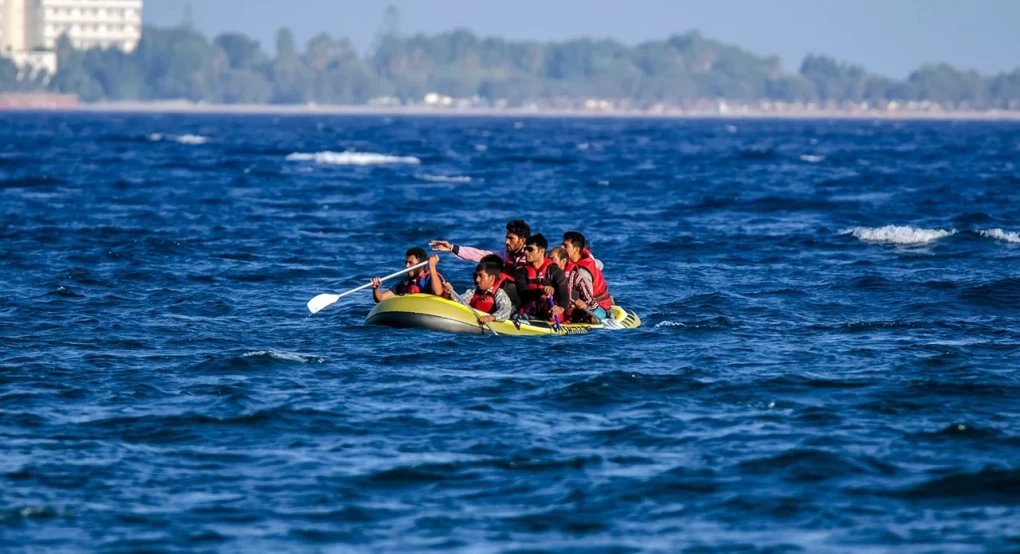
[501, 249, 527, 283]
[393, 270, 442, 296]
[523, 258, 557, 292]
[573, 250, 612, 310]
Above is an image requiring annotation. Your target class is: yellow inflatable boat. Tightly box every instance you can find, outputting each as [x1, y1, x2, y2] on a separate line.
[365, 294, 641, 336]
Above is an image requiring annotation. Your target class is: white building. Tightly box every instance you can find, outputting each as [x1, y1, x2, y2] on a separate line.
[1, 0, 142, 79]
[33, 0, 143, 52]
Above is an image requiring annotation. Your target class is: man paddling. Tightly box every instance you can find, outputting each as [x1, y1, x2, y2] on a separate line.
[428, 219, 531, 283]
[515, 234, 570, 321]
[443, 262, 513, 325]
[371, 248, 447, 303]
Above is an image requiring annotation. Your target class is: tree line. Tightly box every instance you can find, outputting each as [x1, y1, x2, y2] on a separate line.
[1, 25, 1017, 109]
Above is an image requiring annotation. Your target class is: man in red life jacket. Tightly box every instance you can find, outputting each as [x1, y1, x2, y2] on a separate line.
[371, 247, 447, 303]
[562, 231, 613, 322]
[479, 253, 520, 309]
[428, 220, 530, 283]
[514, 233, 570, 321]
[443, 262, 513, 324]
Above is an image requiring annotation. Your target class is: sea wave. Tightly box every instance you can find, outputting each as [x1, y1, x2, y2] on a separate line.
[979, 228, 1020, 243]
[285, 152, 421, 165]
[843, 225, 956, 244]
[241, 350, 324, 363]
[800, 154, 825, 163]
[148, 133, 210, 145]
[415, 174, 472, 183]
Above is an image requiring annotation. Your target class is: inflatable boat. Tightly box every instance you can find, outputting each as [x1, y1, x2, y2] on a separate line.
[365, 294, 641, 336]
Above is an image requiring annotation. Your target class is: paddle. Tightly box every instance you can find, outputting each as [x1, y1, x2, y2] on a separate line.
[446, 286, 500, 336]
[578, 305, 625, 330]
[547, 297, 563, 333]
[306, 260, 428, 314]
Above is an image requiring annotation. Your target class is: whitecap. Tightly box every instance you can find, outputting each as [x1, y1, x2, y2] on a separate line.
[285, 151, 420, 165]
[241, 350, 324, 363]
[979, 228, 1020, 244]
[842, 225, 956, 245]
[175, 134, 209, 145]
[415, 174, 472, 183]
[148, 133, 209, 145]
[576, 142, 590, 151]
[800, 154, 825, 163]
[473, 144, 488, 152]
[654, 321, 686, 328]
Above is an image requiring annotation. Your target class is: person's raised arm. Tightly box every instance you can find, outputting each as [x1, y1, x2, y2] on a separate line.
[427, 255, 445, 297]
[372, 277, 395, 303]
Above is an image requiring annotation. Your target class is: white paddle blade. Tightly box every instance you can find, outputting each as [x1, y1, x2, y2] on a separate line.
[601, 316, 626, 330]
[307, 293, 341, 314]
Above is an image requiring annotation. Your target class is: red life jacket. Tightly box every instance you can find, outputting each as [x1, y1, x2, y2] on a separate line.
[469, 274, 506, 314]
[524, 258, 556, 291]
[573, 251, 612, 310]
[394, 270, 441, 295]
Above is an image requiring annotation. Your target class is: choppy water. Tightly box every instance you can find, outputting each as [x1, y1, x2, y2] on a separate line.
[2, 114, 1019, 553]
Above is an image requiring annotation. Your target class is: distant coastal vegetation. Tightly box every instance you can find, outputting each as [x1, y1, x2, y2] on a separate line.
[2, 24, 1018, 112]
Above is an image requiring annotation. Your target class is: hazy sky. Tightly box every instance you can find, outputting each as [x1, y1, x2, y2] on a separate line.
[144, 0, 1020, 78]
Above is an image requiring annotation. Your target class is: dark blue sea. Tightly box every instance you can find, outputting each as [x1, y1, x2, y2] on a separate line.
[2, 113, 1019, 553]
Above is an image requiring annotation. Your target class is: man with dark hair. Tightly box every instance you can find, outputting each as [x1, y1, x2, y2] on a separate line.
[514, 233, 570, 321]
[443, 262, 513, 324]
[562, 231, 613, 321]
[371, 247, 447, 303]
[479, 253, 520, 308]
[428, 219, 531, 283]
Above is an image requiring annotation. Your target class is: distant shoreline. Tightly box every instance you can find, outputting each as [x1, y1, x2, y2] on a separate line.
[67, 100, 1020, 121]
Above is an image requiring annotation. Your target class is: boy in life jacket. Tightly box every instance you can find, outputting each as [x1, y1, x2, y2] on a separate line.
[479, 253, 521, 309]
[371, 247, 447, 303]
[514, 233, 570, 321]
[428, 220, 530, 284]
[443, 262, 513, 324]
[561, 231, 613, 322]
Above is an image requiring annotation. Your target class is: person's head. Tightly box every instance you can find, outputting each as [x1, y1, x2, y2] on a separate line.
[473, 262, 501, 290]
[549, 246, 568, 271]
[479, 253, 505, 273]
[405, 247, 428, 277]
[505, 220, 530, 254]
[562, 231, 586, 261]
[524, 233, 548, 264]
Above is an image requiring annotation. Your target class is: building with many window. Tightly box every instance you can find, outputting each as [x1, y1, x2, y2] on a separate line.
[1, 0, 143, 78]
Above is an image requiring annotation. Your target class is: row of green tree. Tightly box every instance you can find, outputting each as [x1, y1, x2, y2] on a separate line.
[2, 25, 1018, 109]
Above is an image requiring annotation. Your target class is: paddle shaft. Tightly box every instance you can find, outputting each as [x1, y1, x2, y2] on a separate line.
[547, 296, 563, 332]
[449, 288, 500, 336]
[307, 260, 429, 314]
[344, 260, 428, 300]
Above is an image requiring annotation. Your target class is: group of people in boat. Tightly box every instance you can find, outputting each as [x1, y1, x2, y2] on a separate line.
[370, 220, 614, 325]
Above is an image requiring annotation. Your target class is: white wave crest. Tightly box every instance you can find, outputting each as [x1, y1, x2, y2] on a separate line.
[416, 174, 472, 183]
[800, 154, 825, 163]
[979, 228, 1020, 244]
[654, 321, 686, 328]
[175, 134, 209, 145]
[241, 350, 324, 363]
[843, 225, 956, 244]
[148, 133, 210, 145]
[285, 151, 420, 165]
